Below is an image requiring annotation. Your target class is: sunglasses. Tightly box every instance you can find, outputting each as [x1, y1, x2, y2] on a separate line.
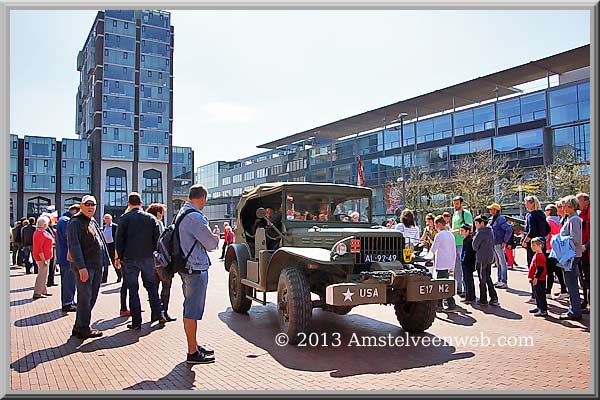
[83, 202, 96, 207]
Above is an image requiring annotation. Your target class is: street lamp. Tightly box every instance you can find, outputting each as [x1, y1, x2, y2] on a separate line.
[398, 112, 409, 209]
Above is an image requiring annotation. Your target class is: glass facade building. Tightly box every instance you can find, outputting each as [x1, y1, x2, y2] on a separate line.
[198, 65, 591, 224]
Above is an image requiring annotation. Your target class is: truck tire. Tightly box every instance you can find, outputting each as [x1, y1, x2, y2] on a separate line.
[277, 267, 312, 344]
[229, 260, 252, 313]
[394, 300, 436, 333]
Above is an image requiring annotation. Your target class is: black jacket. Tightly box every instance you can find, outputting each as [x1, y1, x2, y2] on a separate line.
[11, 223, 22, 243]
[115, 208, 160, 261]
[461, 234, 476, 270]
[525, 210, 550, 240]
[67, 213, 110, 270]
[21, 225, 36, 247]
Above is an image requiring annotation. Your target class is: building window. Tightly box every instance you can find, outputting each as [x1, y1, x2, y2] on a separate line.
[43, 160, 48, 167]
[12, 141, 17, 149]
[69, 177, 74, 184]
[80, 161, 85, 169]
[113, 20, 117, 27]
[142, 169, 163, 204]
[105, 49, 109, 56]
[32, 175, 36, 183]
[158, 116, 162, 123]
[62, 160, 66, 168]
[158, 72, 162, 79]
[124, 22, 128, 29]
[122, 113, 126, 120]
[123, 52, 128, 59]
[118, 144, 122, 151]
[158, 87, 162, 94]
[140, 130, 144, 137]
[129, 145, 133, 152]
[115, 81, 119, 88]
[105, 167, 128, 216]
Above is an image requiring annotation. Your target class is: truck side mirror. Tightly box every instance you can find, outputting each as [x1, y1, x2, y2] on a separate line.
[256, 207, 266, 219]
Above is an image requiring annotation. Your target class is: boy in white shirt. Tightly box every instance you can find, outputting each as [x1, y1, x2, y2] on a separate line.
[430, 215, 457, 312]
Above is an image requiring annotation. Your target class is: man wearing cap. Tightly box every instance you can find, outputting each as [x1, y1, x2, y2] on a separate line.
[488, 203, 513, 289]
[67, 195, 112, 339]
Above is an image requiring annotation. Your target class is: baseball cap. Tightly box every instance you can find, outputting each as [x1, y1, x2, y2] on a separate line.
[81, 195, 97, 205]
[487, 203, 501, 211]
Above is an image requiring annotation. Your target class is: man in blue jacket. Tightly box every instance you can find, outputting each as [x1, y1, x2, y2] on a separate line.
[56, 204, 80, 312]
[487, 203, 513, 289]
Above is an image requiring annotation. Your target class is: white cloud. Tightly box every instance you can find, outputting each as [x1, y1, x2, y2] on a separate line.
[198, 101, 260, 124]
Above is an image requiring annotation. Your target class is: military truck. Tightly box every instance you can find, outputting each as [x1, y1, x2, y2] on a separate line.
[224, 182, 455, 344]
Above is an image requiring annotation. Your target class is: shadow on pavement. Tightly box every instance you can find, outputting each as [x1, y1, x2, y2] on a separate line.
[91, 316, 130, 331]
[471, 304, 522, 320]
[10, 286, 34, 294]
[219, 305, 475, 378]
[10, 322, 161, 373]
[506, 287, 533, 297]
[14, 309, 68, 327]
[10, 298, 38, 307]
[123, 362, 197, 390]
[436, 306, 477, 326]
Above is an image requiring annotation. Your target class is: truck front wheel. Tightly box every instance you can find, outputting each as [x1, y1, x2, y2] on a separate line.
[394, 300, 436, 333]
[228, 260, 252, 313]
[277, 267, 312, 344]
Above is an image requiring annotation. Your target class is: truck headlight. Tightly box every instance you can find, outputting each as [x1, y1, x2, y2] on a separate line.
[335, 242, 347, 256]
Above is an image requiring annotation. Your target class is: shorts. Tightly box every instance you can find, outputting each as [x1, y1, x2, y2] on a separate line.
[180, 270, 209, 320]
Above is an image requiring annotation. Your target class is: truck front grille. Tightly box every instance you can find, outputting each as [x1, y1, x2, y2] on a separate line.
[354, 236, 404, 263]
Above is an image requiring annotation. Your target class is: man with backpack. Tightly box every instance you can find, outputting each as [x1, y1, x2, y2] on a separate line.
[174, 184, 219, 364]
[115, 192, 165, 331]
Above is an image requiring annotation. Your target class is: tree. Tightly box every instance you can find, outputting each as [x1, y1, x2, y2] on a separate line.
[543, 146, 590, 201]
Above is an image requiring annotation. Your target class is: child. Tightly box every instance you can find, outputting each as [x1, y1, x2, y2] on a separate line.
[528, 237, 548, 317]
[459, 224, 476, 303]
[430, 216, 457, 312]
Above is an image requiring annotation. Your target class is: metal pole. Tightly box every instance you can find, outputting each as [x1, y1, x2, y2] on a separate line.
[400, 115, 406, 208]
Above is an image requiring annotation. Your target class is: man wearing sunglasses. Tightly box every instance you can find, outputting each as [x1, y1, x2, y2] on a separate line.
[67, 195, 112, 339]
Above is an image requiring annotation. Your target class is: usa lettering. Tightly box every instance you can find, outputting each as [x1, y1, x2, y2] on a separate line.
[359, 288, 379, 298]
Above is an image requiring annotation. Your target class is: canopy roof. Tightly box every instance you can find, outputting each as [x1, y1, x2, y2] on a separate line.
[259, 44, 590, 149]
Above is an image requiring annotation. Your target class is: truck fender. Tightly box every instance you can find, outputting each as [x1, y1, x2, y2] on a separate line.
[224, 243, 251, 275]
[265, 247, 333, 291]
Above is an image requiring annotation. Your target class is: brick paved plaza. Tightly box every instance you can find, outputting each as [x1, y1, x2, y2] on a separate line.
[9, 244, 591, 392]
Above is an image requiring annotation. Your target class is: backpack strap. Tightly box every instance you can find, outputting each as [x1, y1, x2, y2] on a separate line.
[174, 208, 201, 270]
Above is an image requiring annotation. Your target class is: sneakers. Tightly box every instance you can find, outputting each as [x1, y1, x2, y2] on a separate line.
[489, 299, 500, 306]
[62, 304, 77, 313]
[476, 300, 489, 306]
[494, 282, 503, 288]
[495, 282, 507, 289]
[554, 292, 568, 300]
[186, 350, 215, 364]
[164, 313, 177, 322]
[534, 310, 548, 317]
[120, 310, 131, 317]
[444, 306, 459, 313]
[199, 345, 215, 356]
[529, 308, 540, 314]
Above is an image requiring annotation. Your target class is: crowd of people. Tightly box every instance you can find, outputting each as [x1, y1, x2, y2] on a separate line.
[384, 193, 591, 320]
[8, 186, 590, 364]
[9, 185, 220, 365]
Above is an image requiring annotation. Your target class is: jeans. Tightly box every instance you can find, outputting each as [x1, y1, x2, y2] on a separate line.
[563, 257, 582, 318]
[454, 245, 463, 293]
[154, 267, 173, 313]
[436, 269, 455, 308]
[73, 266, 102, 334]
[120, 279, 128, 311]
[462, 264, 476, 301]
[123, 257, 162, 326]
[494, 244, 508, 284]
[579, 252, 590, 306]
[476, 262, 498, 303]
[11, 243, 21, 265]
[59, 263, 77, 307]
[533, 280, 548, 312]
[545, 254, 567, 294]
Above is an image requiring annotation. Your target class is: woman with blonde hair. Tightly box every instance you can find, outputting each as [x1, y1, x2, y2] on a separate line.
[32, 215, 54, 299]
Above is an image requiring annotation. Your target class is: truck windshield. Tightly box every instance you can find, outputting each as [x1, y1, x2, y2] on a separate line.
[285, 193, 371, 223]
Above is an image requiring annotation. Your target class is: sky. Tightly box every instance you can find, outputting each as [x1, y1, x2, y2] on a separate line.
[10, 9, 591, 169]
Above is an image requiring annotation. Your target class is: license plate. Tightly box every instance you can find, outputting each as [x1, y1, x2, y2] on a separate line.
[364, 254, 398, 263]
[406, 278, 456, 301]
[325, 283, 387, 306]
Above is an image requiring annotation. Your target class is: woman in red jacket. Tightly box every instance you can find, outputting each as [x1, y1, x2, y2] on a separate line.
[32, 215, 54, 299]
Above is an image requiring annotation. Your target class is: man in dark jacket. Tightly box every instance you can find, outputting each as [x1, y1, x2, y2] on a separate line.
[11, 219, 24, 266]
[67, 195, 111, 339]
[56, 205, 80, 313]
[21, 218, 36, 274]
[459, 224, 477, 303]
[472, 215, 499, 306]
[115, 192, 165, 330]
[487, 203, 513, 289]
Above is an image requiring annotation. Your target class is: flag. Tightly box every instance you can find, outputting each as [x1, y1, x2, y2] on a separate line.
[357, 157, 365, 187]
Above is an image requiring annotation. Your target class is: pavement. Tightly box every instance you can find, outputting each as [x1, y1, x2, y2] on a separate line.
[8, 244, 592, 392]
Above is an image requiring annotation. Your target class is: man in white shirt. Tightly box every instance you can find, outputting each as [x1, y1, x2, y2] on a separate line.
[430, 215, 457, 312]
